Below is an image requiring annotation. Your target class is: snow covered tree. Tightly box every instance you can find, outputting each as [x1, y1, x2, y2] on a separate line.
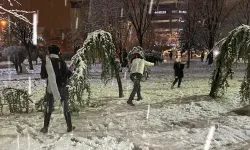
[122, 0, 160, 47]
[0, 0, 34, 24]
[178, 0, 201, 68]
[128, 46, 145, 60]
[198, 0, 237, 65]
[7, 17, 34, 70]
[210, 25, 250, 104]
[69, 30, 123, 112]
[234, 0, 250, 26]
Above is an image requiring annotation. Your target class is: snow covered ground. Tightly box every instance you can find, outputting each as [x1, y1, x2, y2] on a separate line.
[0, 60, 250, 150]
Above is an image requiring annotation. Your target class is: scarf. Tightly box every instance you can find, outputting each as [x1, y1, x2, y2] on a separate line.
[45, 54, 61, 100]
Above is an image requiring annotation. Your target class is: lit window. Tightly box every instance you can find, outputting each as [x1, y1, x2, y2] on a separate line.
[172, 19, 179, 22]
[152, 20, 170, 23]
[178, 10, 187, 14]
[155, 11, 167, 14]
[172, 10, 178, 13]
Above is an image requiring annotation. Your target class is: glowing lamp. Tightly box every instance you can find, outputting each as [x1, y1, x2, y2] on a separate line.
[0, 20, 7, 27]
[214, 50, 219, 56]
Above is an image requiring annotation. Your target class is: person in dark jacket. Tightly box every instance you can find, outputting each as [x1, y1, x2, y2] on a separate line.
[40, 45, 74, 133]
[171, 57, 185, 89]
[120, 49, 129, 71]
[201, 51, 205, 62]
[169, 51, 173, 61]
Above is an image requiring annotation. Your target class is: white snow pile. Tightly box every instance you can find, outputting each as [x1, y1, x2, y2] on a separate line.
[46, 136, 134, 150]
[1, 60, 250, 149]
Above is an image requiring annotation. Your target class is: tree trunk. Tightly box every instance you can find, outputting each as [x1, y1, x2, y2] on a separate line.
[138, 34, 143, 47]
[209, 68, 220, 98]
[27, 47, 34, 70]
[187, 41, 191, 68]
[208, 52, 213, 65]
[208, 32, 214, 65]
[19, 63, 22, 74]
[14, 61, 19, 73]
[115, 65, 124, 98]
[187, 49, 190, 68]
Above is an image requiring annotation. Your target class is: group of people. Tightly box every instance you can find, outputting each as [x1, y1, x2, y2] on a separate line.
[127, 52, 185, 106]
[39, 45, 185, 133]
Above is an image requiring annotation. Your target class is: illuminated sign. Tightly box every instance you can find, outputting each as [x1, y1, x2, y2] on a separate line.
[155, 11, 166, 14]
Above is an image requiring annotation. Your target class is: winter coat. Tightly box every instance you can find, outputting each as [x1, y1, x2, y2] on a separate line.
[130, 58, 154, 75]
[121, 51, 128, 67]
[201, 52, 205, 58]
[40, 54, 70, 87]
[173, 62, 184, 78]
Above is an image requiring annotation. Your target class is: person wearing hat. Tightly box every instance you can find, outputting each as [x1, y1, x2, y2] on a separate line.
[40, 45, 75, 133]
[127, 53, 154, 106]
[171, 57, 185, 89]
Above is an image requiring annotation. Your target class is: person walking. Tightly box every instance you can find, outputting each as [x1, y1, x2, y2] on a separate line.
[171, 57, 185, 89]
[40, 45, 75, 133]
[127, 53, 154, 106]
[169, 51, 173, 61]
[120, 49, 129, 72]
[201, 51, 205, 62]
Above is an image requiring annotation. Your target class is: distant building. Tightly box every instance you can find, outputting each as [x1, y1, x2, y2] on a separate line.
[152, 0, 186, 47]
[1, 0, 72, 52]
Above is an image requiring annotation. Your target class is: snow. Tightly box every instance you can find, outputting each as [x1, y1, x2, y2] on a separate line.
[0, 60, 249, 149]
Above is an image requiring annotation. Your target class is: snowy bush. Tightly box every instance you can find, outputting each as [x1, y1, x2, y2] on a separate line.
[1, 46, 27, 63]
[0, 95, 3, 115]
[128, 46, 145, 61]
[0, 88, 33, 114]
[37, 36, 46, 43]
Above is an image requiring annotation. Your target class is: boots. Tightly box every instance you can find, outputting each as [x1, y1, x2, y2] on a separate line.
[137, 94, 143, 101]
[64, 112, 75, 132]
[40, 111, 51, 133]
[137, 97, 143, 101]
[127, 93, 135, 106]
[127, 100, 135, 106]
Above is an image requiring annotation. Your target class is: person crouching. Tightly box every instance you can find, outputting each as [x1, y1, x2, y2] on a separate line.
[40, 45, 75, 133]
[127, 53, 154, 106]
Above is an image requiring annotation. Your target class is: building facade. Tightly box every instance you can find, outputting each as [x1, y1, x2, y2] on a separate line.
[152, 0, 186, 46]
[1, 0, 73, 51]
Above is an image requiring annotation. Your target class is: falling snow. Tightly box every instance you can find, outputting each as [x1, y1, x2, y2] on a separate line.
[32, 13, 37, 45]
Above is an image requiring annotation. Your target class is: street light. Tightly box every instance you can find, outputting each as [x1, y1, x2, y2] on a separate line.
[0, 20, 7, 27]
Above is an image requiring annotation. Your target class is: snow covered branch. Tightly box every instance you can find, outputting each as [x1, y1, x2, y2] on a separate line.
[0, 0, 35, 25]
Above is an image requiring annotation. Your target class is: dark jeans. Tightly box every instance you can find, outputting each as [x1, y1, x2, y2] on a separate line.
[173, 77, 182, 87]
[128, 73, 142, 101]
[45, 86, 69, 114]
